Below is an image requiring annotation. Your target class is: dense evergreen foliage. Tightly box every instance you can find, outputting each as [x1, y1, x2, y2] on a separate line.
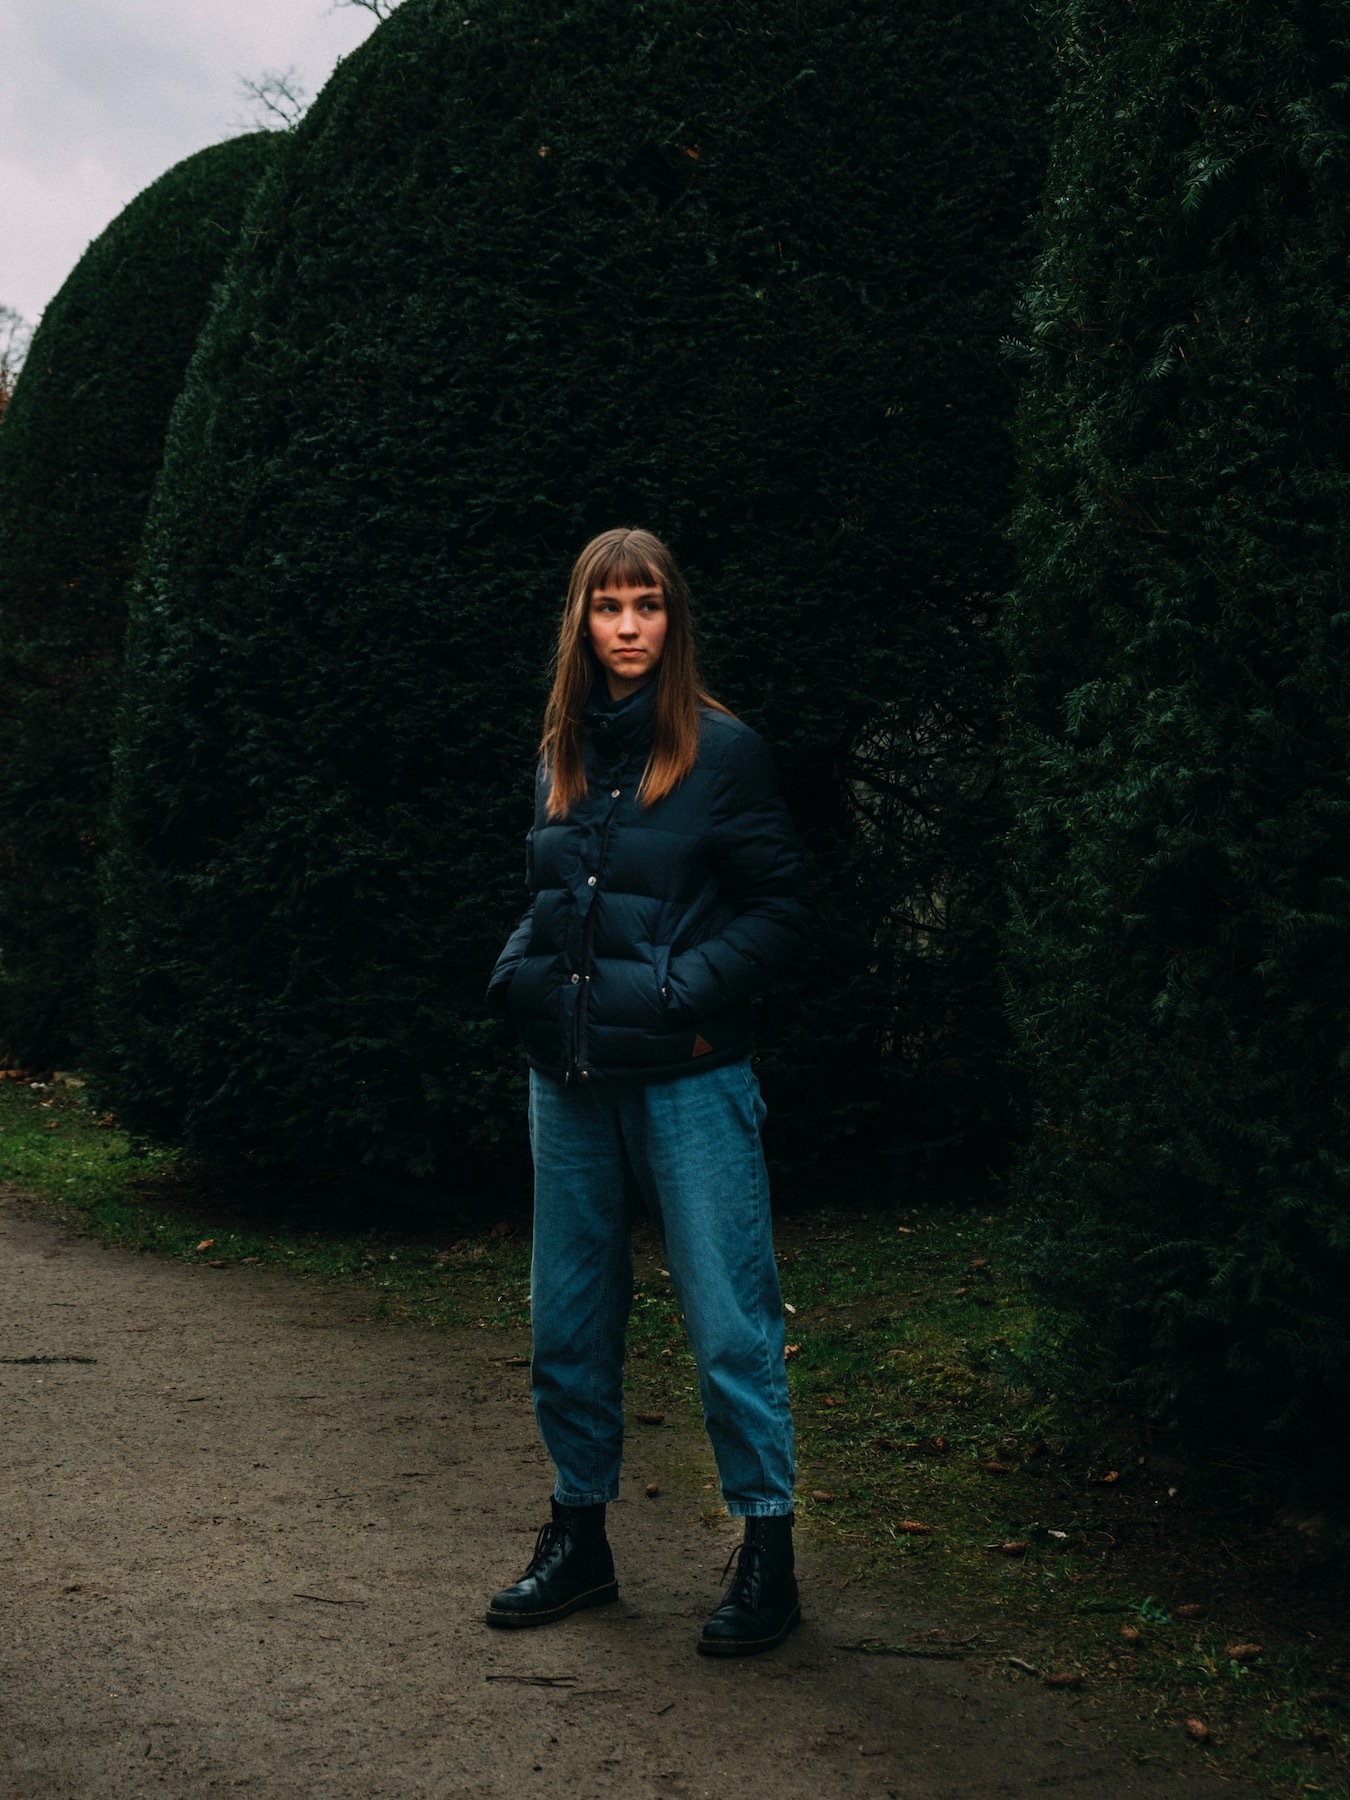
[100, 0, 1046, 1186]
[1005, 1, 1350, 1471]
[0, 134, 276, 1064]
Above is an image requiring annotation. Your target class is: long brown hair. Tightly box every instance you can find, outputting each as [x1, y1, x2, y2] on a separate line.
[541, 528, 728, 819]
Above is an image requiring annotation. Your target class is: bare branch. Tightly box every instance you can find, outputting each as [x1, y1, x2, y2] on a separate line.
[0, 305, 31, 372]
[234, 67, 309, 132]
[329, 0, 401, 17]
[0, 305, 32, 420]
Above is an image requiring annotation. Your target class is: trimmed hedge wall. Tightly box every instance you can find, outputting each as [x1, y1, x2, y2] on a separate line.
[0, 133, 277, 1063]
[100, 0, 1047, 1187]
[1004, 0, 1350, 1472]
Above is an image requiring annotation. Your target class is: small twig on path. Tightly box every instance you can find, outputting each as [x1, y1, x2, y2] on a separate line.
[0, 1354, 97, 1364]
[485, 1674, 578, 1687]
[840, 1641, 971, 1659]
[293, 1593, 363, 1606]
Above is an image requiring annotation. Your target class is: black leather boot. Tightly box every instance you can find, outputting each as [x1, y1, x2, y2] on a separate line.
[484, 1499, 618, 1629]
[697, 1513, 801, 1657]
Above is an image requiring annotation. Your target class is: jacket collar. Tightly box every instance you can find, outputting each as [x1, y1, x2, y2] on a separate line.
[581, 676, 658, 760]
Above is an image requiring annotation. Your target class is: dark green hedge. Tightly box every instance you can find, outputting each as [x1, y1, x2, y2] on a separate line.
[100, 0, 1047, 1187]
[1004, 0, 1350, 1473]
[0, 133, 277, 1064]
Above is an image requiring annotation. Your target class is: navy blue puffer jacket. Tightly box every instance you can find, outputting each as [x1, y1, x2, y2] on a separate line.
[487, 681, 812, 1083]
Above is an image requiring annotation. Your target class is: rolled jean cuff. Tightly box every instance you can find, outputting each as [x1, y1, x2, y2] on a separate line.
[726, 1500, 796, 1519]
[554, 1484, 620, 1507]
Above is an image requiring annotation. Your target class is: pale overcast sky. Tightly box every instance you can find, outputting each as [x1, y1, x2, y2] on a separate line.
[0, 0, 383, 327]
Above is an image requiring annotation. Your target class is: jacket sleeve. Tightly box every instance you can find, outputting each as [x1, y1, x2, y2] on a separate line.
[664, 729, 813, 1021]
[485, 822, 537, 1018]
[485, 902, 535, 1018]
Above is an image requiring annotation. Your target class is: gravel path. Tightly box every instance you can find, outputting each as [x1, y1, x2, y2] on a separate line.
[0, 1190, 1234, 1799]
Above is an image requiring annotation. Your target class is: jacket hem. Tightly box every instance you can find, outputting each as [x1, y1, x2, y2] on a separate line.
[526, 1044, 752, 1085]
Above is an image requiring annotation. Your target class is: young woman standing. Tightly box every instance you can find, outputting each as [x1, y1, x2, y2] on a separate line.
[485, 528, 813, 1656]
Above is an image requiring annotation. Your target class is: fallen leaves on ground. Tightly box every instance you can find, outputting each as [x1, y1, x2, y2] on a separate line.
[1185, 1719, 1212, 1743]
[633, 1411, 665, 1426]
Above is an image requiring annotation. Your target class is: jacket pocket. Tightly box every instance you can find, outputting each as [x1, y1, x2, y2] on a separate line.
[507, 953, 555, 1024]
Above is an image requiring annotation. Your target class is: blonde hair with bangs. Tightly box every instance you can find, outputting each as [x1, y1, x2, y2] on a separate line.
[541, 528, 727, 819]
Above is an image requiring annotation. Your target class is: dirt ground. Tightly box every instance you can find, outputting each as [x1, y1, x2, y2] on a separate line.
[0, 1189, 1239, 1799]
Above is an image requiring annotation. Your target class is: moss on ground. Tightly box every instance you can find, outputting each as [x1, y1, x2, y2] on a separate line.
[2, 1072, 1347, 1796]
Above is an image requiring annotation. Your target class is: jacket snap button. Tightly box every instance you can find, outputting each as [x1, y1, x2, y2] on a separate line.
[587, 875, 597, 887]
[570, 973, 580, 984]
[579, 1069, 590, 1080]
[611, 789, 620, 799]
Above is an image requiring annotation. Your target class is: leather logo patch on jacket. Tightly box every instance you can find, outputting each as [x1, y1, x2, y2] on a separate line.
[692, 1035, 714, 1058]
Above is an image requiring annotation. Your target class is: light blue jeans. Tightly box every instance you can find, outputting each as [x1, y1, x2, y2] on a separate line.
[528, 1060, 796, 1517]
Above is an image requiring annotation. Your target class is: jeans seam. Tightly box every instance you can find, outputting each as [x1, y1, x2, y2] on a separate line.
[749, 1117, 793, 1507]
[585, 1100, 620, 1501]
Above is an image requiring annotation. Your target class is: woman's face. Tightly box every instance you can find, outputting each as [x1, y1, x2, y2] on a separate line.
[587, 581, 668, 699]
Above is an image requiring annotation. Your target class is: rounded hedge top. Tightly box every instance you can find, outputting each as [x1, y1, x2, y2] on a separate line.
[101, 0, 1046, 1180]
[0, 130, 277, 1062]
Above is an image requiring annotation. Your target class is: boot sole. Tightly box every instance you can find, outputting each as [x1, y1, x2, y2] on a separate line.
[696, 1602, 802, 1658]
[484, 1580, 619, 1629]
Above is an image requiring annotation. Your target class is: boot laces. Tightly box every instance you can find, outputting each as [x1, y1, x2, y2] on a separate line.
[717, 1539, 766, 1605]
[524, 1519, 562, 1574]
